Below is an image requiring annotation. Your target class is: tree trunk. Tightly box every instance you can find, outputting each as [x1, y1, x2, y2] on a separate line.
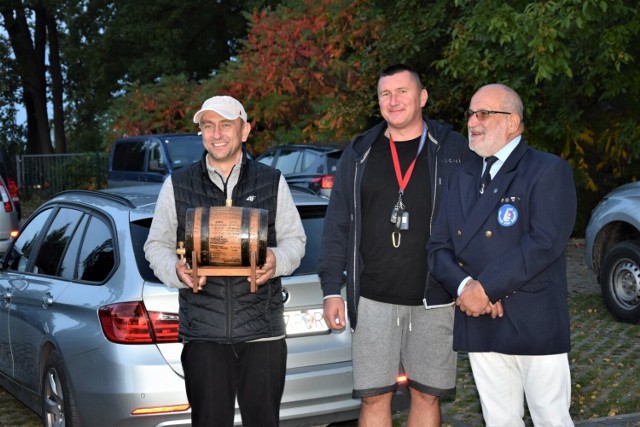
[47, 8, 66, 153]
[1, 2, 53, 154]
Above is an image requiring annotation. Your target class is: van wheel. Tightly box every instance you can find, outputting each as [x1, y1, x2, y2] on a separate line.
[42, 350, 80, 427]
[600, 241, 640, 323]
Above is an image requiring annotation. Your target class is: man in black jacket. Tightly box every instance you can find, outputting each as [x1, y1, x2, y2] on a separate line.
[144, 95, 306, 426]
[319, 64, 475, 426]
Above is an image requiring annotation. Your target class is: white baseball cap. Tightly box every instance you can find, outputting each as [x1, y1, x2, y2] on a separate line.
[193, 96, 248, 124]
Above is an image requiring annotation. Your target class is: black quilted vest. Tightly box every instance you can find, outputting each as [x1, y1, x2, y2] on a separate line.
[172, 151, 284, 343]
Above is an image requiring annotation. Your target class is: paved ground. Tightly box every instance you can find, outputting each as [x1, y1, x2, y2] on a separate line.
[321, 239, 640, 427]
[2, 239, 639, 426]
[438, 238, 640, 427]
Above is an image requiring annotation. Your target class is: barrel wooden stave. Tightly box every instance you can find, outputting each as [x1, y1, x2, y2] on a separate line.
[185, 206, 267, 267]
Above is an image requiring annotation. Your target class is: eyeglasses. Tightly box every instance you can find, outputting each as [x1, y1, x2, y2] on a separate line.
[465, 109, 511, 121]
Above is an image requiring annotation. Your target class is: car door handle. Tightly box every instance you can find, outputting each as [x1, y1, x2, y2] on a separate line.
[3, 291, 11, 305]
[42, 292, 54, 308]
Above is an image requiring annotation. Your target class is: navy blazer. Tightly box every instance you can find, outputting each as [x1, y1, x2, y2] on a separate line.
[428, 141, 577, 355]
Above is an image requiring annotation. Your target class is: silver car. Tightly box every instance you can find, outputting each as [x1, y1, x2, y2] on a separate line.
[585, 181, 640, 323]
[0, 184, 408, 426]
[0, 174, 19, 254]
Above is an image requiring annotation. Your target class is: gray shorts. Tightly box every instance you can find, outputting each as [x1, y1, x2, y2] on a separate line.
[352, 296, 456, 399]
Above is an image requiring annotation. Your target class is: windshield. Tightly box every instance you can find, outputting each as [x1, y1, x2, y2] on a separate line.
[164, 136, 204, 169]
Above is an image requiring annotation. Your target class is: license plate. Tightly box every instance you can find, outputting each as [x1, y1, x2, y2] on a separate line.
[284, 308, 330, 337]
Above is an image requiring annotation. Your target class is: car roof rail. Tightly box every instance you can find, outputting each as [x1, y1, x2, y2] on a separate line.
[52, 189, 137, 208]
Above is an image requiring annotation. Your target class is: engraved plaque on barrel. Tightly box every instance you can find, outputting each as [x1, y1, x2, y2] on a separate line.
[185, 206, 268, 267]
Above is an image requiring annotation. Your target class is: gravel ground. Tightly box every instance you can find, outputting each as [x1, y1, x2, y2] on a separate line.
[1, 239, 636, 427]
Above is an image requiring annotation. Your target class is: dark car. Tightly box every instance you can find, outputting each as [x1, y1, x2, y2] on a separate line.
[0, 185, 408, 426]
[108, 133, 204, 188]
[256, 144, 343, 197]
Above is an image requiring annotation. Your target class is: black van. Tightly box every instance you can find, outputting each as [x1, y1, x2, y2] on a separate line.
[107, 133, 204, 188]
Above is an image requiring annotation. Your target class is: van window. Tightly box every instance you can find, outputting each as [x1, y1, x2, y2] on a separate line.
[147, 141, 166, 173]
[112, 141, 145, 172]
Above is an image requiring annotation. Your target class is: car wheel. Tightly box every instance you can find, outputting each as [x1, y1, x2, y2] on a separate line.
[42, 350, 80, 427]
[600, 240, 640, 323]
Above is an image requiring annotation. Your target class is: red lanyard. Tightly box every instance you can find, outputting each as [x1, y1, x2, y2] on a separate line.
[388, 122, 427, 193]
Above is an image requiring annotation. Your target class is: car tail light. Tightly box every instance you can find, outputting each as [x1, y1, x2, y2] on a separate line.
[99, 301, 180, 344]
[321, 175, 334, 190]
[6, 177, 19, 203]
[0, 181, 14, 213]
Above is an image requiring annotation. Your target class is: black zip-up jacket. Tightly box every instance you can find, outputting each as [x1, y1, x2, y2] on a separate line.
[172, 152, 284, 343]
[318, 118, 475, 330]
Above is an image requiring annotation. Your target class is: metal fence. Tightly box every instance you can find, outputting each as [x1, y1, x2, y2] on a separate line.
[16, 152, 108, 199]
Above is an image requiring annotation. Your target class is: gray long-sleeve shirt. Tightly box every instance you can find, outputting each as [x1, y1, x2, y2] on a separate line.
[144, 159, 306, 289]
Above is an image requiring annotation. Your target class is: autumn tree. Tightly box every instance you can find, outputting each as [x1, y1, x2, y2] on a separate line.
[101, 0, 639, 235]
[105, 0, 387, 152]
[209, 0, 384, 151]
[106, 75, 198, 146]
[62, 0, 280, 152]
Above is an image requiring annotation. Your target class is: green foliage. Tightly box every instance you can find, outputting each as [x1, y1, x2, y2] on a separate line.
[436, 0, 640, 233]
[0, 35, 24, 155]
[373, 0, 467, 122]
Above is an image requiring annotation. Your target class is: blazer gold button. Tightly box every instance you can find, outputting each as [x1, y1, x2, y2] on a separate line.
[458, 262, 464, 267]
[457, 230, 462, 236]
[485, 230, 493, 238]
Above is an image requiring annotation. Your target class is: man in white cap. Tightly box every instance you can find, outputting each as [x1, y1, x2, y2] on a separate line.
[144, 95, 306, 426]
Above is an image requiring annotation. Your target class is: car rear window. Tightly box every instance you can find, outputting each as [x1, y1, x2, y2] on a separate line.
[292, 204, 326, 275]
[131, 218, 158, 283]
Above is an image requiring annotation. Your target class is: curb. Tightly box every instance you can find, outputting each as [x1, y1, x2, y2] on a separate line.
[575, 413, 640, 426]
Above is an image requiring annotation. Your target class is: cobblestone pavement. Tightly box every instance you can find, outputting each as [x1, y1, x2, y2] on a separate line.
[565, 238, 601, 295]
[438, 239, 640, 427]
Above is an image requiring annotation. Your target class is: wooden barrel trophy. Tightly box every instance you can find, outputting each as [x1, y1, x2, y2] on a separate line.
[177, 206, 268, 292]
